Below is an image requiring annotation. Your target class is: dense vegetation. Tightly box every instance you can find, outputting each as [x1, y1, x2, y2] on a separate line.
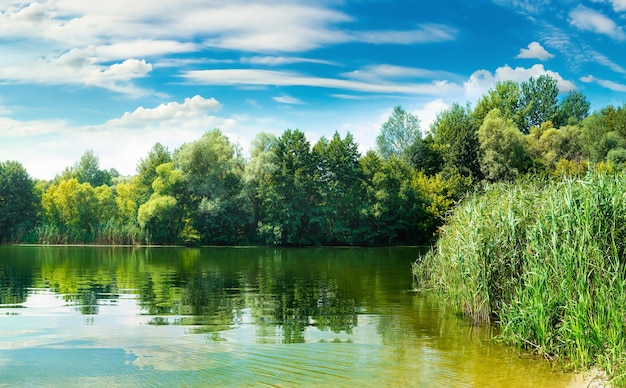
[413, 174, 626, 384]
[1, 74, 626, 248]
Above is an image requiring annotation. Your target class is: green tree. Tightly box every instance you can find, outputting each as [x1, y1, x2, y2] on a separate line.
[473, 81, 522, 129]
[431, 103, 481, 179]
[0, 161, 37, 242]
[312, 132, 363, 245]
[260, 129, 318, 245]
[376, 106, 422, 162]
[243, 133, 278, 235]
[136, 143, 172, 201]
[174, 129, 248, 244]
[478, 109, 531, 181]
[74, 150, 112, 187]
[137, 163, 186, 244]
[554, 90, 590, 127]
[519, 75, 559, 133]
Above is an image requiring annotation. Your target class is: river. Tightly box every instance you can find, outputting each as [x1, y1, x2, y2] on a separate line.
[0, 246, 574, 387]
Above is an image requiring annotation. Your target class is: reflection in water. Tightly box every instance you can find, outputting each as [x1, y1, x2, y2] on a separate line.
[0, 246, 574, 387]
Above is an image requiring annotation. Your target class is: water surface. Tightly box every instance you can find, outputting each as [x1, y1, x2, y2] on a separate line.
[0, 246, 573, 387]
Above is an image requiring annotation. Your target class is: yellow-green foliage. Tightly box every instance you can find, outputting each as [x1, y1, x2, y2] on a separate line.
[415, 173, 626, 384]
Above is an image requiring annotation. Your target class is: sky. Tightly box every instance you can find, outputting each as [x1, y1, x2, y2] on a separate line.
[1, 0, 626, 180]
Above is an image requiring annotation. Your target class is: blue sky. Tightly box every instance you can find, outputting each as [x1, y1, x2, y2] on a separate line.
[1, 0, 626, 179]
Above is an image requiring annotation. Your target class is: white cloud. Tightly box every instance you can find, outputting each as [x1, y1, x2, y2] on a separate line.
[413, 99, 450, 134]
[241, 56, 335, 66]
[569, 5, 625, 40]
[0, 96, 237, 179]
[0, 47, 153, 96]
[341, 64, 457, 82]
[592, 0, 626, 12]
[273, 95, 303, 105]
[580, 74, 626, 92]
[183, 69, 460, 95]
[351, 24, 458, 44]
[516, 42, 554, 61]
[464, 64, 576, 101]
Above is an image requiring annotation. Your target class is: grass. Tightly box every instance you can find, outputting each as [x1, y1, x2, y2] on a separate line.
[413, 173, 626, 385]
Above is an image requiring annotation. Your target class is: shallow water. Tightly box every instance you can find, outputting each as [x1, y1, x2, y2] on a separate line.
[0, 246, 573, 387]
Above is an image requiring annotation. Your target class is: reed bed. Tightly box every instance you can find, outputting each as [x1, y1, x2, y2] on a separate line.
[414, 173, 626, 385]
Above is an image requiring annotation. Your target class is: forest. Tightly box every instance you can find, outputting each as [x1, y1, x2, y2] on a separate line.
[1, 74, 626, 246]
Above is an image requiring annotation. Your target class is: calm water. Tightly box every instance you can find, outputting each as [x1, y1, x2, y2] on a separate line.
[0, 246, 573, 387]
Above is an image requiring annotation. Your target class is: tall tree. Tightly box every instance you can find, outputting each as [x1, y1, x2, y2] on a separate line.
[376, 106, 422, 162]
[431, 103, 481, 179]
[136, 143, 172, 201]
[174, 129, 247, 244]
[519, 75, 559, 133]
[478, 109, 531, 181]
[0, 161, 37, 242]
[554, 90, 590, 127]
[260, 129, 318, 245]
[473, 81, 522, 129]
[74, 150, 112, 187]
[312, 132, 363, 244]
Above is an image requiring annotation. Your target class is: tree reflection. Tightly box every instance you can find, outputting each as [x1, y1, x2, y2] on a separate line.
[1, 246, 416, 345]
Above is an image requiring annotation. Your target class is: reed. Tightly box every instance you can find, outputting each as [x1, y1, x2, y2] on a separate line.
[414, 173, 626, 385]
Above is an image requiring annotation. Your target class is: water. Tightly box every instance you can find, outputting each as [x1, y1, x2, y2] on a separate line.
[0, 246, 574, 387]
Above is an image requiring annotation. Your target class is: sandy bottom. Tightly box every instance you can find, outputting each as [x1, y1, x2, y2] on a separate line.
[569, 368, 609, 387]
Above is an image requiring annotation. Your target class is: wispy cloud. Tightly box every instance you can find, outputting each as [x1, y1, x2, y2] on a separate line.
[581, 75, 626, 92]
[350, 24, 458, 44]
[516, 41, 554, 61]
[273, 95, 303, 105]
[569, 5, 625, 40]
[182, 69, 460, 95]
[591, 0, 626, 12]
[241, 56, 336, 66]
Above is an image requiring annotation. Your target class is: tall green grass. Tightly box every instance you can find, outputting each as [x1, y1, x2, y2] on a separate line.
[414, 173, 626, 384]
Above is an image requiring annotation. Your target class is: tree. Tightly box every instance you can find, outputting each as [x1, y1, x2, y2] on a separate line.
[74, 150, 112, 187]
[174, 129, 248, 244]
[376, 106, 422, 162]
[478, 109, 531, 181]
[137, 163, 186, 244]
[473, 81, 522, 129]
[41, 179, 103, 241]
[136, 143, 172, 201]
[519, 75, 559, 133]
[243, 133, 278, 235]
[0, 161, 37, 242]
[312, 132, 363, 244]
[554, 90, 590, 127]
[260, 129, 318, 245]
[431, 103, 481, 179]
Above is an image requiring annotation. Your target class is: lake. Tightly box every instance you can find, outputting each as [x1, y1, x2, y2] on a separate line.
[0, 246, 574, 387]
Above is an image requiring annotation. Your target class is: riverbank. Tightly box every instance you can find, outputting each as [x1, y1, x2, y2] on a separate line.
[413, 174, 626, 386]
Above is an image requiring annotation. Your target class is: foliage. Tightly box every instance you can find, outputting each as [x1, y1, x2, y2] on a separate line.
[376, 105, 421, 162]
[413, 173, 626, 384]
[0, 161, 38, 242]
[478, 109, 531, 181]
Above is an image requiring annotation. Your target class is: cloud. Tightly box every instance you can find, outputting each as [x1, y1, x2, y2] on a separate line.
[0, 47, 153, 96]
[341, 64, 458, 82]
[491, 0, 551, 14]
[0, 96, 236, 179]
[580, 75, 626, 92]
[569, 5, 625, 40]
[541, 24, 626, 74]
[273, 95, 303, 105]
[183, 69, 460, 95]
[516, 42, 554, 61]
[240, 56, 335, 66]
[464, 64, 576, 100]
[591, 0, 626, 12]
[351, 24, 458, 44]
[414, 99, 450, 133]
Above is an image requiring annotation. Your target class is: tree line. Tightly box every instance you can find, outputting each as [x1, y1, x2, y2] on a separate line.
[1, 74, 625, 246]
